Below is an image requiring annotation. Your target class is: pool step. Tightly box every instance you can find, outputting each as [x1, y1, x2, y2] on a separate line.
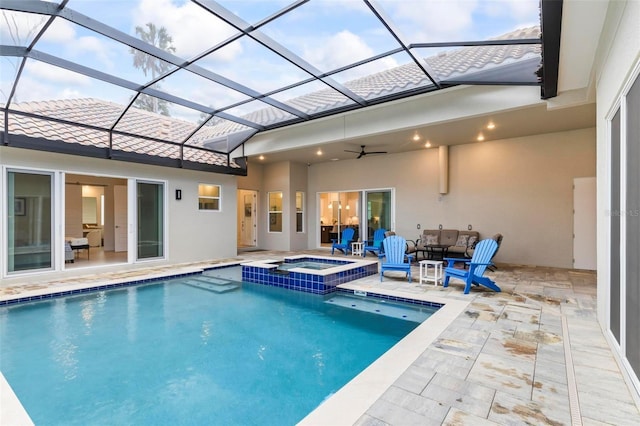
[184, 276, 239, 293]
[325, 295, 431, 323]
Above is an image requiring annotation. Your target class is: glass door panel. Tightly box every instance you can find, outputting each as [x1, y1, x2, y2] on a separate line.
[318, 191, 361, 246]
[365, 190, 392, 242]
[137, 181, 164, 259]
[6, 171, 53, 272]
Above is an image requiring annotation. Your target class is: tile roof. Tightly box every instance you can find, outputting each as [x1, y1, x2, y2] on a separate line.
[2, 27, 540, 169]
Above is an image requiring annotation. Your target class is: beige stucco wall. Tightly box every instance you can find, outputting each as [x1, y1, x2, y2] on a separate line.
[307, 127, 595, 268]
[0, 146, 238, 283]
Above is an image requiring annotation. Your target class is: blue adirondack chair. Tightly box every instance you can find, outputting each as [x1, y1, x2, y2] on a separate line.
[380, 235, 414, 282]
[443, 239, 500, 294]
[331, 227, 355, 255]
[363, 228, 386, 257]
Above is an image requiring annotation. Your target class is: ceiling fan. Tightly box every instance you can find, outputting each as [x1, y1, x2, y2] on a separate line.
[345, 145, 388, 159]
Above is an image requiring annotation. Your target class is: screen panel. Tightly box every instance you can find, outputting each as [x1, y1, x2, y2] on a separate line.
[625, 73, 640, 376]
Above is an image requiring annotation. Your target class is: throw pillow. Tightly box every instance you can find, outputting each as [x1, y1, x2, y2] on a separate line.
[426, 234, 439, 245]
[455, 234, 469, 247]
[468, 235, 478, 248]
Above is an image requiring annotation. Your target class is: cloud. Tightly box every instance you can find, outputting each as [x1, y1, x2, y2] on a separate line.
[14, 72, 89, 103]
[40, 19, 116, 71]
[41, 18, 76, 43]
[379, 0, 538, 42]
[0, 10, 48, 46]
[26, 60, 92, 86]
[132, 0, 241, 60]
[303, 30, 376, 71]
[381, 0, 478, 42]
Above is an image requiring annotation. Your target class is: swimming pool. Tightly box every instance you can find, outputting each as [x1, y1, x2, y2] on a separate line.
[0, 271, 436, 425]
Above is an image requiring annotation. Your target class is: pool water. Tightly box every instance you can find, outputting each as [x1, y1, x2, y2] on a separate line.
[276, 261, 333, 270]
[0, 273, 430, 425]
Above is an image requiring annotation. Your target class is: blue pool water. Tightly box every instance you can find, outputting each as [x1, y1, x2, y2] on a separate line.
[276, 261, 333, 270]
[0, 272, 433, 425]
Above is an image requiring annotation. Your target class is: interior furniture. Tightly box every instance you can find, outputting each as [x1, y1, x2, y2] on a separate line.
[64, 242, 74, 263]
[443, 239, 500, 294]
[331, 227, 355, 255]
[66, 237, 90, 260]
[419, 260, 443, 286]
[380, 235, 413, 283]
[320, 226, 332, 243]
[85, 229, 102, 247]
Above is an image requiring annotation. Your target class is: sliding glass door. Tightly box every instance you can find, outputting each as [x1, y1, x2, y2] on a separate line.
[319, 190, 393, 247]
[365, 190, 392, 241]
[6, 170, 53, 273]
[318, 191, 361, 246]
[137, 181, 164, 259]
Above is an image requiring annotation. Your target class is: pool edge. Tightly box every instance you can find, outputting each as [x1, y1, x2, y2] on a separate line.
[0, 372, 34, 426]
[298, 289, 469, 426]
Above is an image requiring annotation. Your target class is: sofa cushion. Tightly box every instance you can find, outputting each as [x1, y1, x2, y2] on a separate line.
[439, 229, 459, 246]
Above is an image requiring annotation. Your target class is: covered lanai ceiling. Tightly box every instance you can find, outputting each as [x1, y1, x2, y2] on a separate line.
[1, 0, 562, 175]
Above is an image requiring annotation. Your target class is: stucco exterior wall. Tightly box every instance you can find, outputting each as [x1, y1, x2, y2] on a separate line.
[0, 146, 238, 283]
[307, 127, 595, 268]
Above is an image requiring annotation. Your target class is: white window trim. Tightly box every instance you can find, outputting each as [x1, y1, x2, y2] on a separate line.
[198, 183, 222, 212]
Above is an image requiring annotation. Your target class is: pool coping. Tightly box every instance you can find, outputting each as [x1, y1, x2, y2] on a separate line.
[0, 372, 34, 425]
[298, 283, 469, 425]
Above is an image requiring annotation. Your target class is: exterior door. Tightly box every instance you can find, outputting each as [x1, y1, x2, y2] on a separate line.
[114, 185, 128, 252]
[238, 190, 257, 248]
[573, 177, 596, 270]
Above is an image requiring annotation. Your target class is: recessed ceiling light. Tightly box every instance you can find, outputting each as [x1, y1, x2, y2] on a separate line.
[331, 158, 339, 161]
[425, 141, 431, 148]
[477, 134, 485, 141]
[316, 149, 323, 156]
[259, 155, 265, 160]
[412, 133, 420, 141]
[487, 122, 495, 130]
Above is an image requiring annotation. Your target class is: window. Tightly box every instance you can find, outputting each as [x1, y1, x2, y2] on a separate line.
[199, 184, 221, 211]
[296, 192, 304, 233]
[268, 192, 282, 232]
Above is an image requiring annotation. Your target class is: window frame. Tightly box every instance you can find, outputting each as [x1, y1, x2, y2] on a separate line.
[198, 183, 221, 212]
[296, 191, 304, 233]
[268, 191, 283, 233]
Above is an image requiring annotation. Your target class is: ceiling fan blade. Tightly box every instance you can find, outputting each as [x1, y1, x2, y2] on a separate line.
[367, 151, 387, 155]
[344, 149, 360, 154]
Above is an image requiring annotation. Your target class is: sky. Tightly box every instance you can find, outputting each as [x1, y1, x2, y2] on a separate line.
[0, 0, 540, 125]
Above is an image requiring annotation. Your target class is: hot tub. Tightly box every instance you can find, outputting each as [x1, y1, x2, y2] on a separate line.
[241, 255, 378, 294]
